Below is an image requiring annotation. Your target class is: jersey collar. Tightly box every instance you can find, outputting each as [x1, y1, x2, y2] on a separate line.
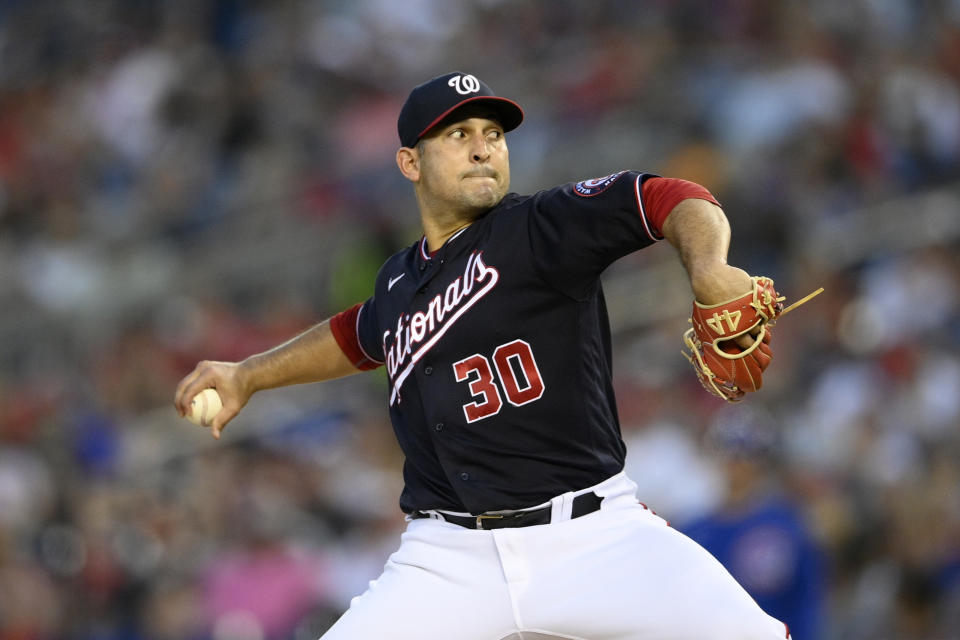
[419, 226, 472, 261]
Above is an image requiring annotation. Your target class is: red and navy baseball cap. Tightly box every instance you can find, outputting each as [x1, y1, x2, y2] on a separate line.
[398, 72, 524, 148]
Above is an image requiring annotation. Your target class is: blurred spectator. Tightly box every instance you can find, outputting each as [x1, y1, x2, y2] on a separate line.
[682, 406, 826, 640]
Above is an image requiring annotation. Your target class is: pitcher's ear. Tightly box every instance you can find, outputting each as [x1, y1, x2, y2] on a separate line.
[396, 146, 421, 182]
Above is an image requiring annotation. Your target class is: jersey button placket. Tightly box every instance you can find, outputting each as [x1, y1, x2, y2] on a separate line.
[459, 472, 469, 481]
[424, 365, 433, 375]
[434, 422, 444, 432]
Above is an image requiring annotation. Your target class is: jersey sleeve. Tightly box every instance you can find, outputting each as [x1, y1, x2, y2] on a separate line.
[329, 299, 384, 371]
[527, 170, 658, 299]
[641, 176, 720, 234]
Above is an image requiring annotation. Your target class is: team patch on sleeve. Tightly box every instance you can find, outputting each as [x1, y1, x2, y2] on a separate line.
[574, 170, 627, 197]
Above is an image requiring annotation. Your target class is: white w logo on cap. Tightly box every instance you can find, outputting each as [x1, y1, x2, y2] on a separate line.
[448, 74, 481, 95]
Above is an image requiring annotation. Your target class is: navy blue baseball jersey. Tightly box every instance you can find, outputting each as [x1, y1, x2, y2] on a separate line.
[337, 170, 668, 515]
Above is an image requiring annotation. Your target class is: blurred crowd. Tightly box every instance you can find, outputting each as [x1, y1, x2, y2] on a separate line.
[1, 1, 959, 639]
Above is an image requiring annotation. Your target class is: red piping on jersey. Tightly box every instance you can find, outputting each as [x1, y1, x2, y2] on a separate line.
[634, 176, 660, 242]
[420, 237, 439, 259]
[354, 304, 383, 365]
[420, 227, 470, 260]
[639, 177, 720, 238]
[330, 303, 383, 370]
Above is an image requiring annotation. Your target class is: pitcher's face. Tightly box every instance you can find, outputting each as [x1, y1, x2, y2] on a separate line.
[415, 115, 511, 215]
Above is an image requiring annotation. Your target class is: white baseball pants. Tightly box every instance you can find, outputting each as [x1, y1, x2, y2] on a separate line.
[320, 472, 791, 640]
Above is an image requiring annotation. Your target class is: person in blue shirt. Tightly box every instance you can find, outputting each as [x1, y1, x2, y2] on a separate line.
[683, 408, 827, 640]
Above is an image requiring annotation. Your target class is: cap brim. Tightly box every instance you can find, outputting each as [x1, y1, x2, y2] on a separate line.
[415, 96, 524, 143]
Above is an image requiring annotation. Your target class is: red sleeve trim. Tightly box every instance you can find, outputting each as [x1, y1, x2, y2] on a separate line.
[639, 177, 720, 239]
[330, 303, 382, 371]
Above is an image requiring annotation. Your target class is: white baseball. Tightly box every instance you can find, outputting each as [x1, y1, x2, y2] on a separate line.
[188, 388, 223, 427]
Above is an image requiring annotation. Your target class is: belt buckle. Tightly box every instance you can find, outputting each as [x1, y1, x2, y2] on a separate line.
[475, 513, 504, 530]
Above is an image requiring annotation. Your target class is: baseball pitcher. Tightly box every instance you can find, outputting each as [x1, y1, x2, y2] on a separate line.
[175, 72, 795, 639]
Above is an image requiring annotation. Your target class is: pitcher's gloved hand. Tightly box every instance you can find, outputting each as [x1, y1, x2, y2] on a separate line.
[682, 276, 783, 402]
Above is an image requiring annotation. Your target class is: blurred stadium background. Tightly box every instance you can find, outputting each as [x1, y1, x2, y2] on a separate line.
[1, 1, 959, 638]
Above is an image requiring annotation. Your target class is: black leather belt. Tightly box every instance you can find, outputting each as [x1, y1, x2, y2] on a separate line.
[412, 491, 603, 530]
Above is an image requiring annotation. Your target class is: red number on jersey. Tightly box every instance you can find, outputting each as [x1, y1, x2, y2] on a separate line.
[453, 354, 503, 423]
[493, 339, 545, 406]
[452, 340, 546, 423]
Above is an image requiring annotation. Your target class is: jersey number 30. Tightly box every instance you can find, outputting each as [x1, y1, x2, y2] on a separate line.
[452, 339, 545, 423]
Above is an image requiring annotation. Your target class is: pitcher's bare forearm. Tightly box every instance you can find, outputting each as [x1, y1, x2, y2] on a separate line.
[174, 319, 360, 435]
[240, 320, 361, 392]
[661, 198, 751, 304]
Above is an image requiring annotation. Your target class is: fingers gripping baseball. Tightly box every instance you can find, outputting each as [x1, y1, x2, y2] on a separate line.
[174, 360, 249, 439]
